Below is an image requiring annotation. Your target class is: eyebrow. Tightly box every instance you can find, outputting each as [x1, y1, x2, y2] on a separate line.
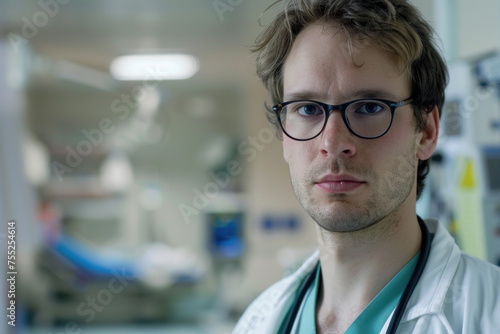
[283, 89, 402, 103]
[283, 90, 328, 102]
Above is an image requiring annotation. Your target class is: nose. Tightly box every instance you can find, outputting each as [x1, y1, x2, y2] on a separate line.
[318, 111, 357, 157]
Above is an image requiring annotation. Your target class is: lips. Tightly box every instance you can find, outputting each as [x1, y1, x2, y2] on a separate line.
[315, 174, 365, 193]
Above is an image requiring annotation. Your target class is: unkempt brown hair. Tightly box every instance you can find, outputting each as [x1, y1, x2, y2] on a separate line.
[253, 0, 448, 198]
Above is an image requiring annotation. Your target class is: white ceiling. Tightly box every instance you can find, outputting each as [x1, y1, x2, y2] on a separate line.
[1, 0, 264, 73]
[0, 0, 276, 175]
[0, 0, 436, 176]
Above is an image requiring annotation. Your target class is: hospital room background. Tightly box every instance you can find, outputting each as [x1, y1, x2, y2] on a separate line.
[0, 0, 499, 333]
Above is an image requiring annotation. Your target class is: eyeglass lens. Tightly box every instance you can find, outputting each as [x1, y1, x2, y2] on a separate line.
[280, 100, 393, 139]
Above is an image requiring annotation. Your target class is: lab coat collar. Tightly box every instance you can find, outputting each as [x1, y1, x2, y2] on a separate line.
[237, 250, 320, 333]
[401, 218, 461, 321]
[288, 219, 459, 326]
[289, 219, 459, 324]
[233, 219, 461, 334]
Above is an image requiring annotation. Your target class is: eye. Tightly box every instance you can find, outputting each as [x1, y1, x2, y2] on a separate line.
[293, 103, 324, 116]
[353, 101, 388, 114]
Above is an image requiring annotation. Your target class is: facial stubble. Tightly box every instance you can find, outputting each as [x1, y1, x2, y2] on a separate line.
[289, 143, 417, 233]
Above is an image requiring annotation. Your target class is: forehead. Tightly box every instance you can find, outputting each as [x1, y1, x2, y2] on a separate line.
[283, 22, 409, 101]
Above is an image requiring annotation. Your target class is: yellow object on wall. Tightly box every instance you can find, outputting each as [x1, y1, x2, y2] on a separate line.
[455, 158, 487, 260]
[460, 159, 476, 189]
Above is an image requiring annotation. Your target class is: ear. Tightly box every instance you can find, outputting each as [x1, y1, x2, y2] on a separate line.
[416, 106, 439, 160]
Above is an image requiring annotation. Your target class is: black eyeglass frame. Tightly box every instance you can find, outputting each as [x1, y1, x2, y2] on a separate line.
[272, 98, 414, 141]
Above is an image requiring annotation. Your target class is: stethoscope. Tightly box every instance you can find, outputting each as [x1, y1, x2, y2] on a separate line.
[280, 217, 431, 334]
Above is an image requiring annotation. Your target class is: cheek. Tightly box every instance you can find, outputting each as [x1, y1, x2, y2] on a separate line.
[283, 137, 318, 165]
[282, 137, 294, 163]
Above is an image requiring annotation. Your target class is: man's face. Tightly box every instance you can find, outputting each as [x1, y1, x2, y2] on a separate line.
[282, 23, 430, 232]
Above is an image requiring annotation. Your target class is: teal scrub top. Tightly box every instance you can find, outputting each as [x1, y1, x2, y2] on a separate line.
[297, 253, 419, 333]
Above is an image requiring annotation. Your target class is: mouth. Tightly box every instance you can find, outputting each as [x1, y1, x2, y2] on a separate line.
[314, 174, 365, 193]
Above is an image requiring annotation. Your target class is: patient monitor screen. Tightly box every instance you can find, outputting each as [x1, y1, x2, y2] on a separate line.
[486, 156, 500, 191]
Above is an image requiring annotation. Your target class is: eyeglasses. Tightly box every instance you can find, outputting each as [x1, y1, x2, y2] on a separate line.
[272, 98, 413, 141]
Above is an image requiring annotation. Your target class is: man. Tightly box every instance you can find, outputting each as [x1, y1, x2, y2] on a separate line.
[233, 0, 500, 333]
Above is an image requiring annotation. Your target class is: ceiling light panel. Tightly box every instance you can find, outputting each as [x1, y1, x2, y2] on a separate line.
[110, 54, 199, 81]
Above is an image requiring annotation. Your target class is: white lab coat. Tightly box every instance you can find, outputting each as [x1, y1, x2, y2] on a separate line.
[233, 219, 500, 333]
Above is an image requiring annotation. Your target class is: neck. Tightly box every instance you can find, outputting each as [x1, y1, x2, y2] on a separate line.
[314, 212, 422, 330]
